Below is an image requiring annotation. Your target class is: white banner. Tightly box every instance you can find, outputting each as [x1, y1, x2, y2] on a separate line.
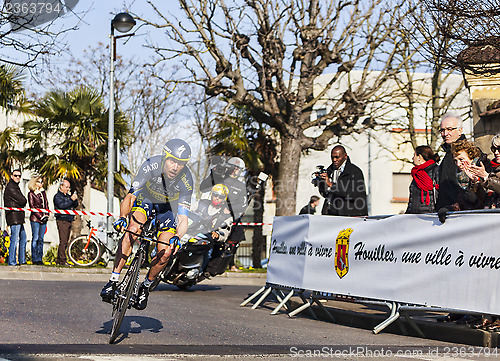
[267, 213, 500, 315]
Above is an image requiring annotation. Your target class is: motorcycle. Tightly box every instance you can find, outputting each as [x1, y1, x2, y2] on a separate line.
[149, 231, 235, 290]
[150, 170, 267, 291]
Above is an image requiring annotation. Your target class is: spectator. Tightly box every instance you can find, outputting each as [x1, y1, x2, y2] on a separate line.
[451, 139, 489, 210]
[53, 179, 78, 266]
[317, 145, 368, 216]
[406, 146, 440, 214]
[299, 195, 320, 215]
[4, 169, 27, 266]
[435, 114, 466, 211]
[28, 175, 49, 265]
[467, 134, 500, 210]
[436, 127, 480, 325]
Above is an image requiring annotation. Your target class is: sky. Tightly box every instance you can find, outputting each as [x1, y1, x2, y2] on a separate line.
[12, 1, 175, 90]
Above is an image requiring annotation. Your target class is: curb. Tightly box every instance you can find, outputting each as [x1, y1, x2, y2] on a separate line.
[0, 264, 267, 283]
[285, 299, 499, 348]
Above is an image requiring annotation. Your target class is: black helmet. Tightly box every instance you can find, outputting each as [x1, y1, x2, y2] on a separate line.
[163, 139, 191, 162]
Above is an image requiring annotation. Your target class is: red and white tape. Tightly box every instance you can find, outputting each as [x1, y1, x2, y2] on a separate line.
[0, 206, 113, 218]
[236, 222, 272, 226]
[0, 206, 272, 226]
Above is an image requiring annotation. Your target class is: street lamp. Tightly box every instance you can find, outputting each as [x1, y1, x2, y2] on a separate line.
[107, 12, 135, 247]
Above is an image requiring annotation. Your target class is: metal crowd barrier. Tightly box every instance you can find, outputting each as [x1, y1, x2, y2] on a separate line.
[241, 209, 500, 335]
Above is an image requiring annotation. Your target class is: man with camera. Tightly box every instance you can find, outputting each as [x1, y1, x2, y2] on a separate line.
[53, 179, 78, 266]
[313, 145, 368, 216]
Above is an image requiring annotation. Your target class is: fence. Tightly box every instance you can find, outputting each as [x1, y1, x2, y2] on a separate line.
[243, 209, 500, 334]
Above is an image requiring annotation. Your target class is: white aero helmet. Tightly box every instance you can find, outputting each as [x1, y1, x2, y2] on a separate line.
[228, 157, 245, 170]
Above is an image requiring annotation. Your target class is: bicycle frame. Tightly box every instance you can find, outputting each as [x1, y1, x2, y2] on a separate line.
[81, 226, 98, 251]
[108, 210, 173, 343]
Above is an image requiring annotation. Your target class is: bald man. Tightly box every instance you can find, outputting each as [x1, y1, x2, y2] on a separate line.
[53, 179, 78, 266]
[318, 145, 368, 216]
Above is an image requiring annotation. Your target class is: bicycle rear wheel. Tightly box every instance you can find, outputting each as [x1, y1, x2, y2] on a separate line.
[109, 250, 144, 344]
[67, 235, 102, 267]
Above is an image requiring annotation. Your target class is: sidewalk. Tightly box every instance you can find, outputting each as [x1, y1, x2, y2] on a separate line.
[0, 264, 267, 285]
[238, 284, 500, 348]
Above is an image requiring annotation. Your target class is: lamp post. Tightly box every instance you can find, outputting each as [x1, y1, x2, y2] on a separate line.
[107, 12, 135, 248]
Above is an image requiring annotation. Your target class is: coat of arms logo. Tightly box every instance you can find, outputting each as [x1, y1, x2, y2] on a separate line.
[335, 228, 353, 279]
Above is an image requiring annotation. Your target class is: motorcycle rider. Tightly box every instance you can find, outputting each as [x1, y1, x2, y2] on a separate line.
[199, 156, 248, 219]
[100, 138, 193, 310]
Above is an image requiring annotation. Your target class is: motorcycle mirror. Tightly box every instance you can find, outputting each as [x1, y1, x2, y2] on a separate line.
[258, 172, 268, 182]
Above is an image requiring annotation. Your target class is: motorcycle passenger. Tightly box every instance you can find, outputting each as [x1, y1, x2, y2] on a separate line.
[191, 183, 233, 272]
[100, 138, 194, 310]
[191, 183, 233, 242]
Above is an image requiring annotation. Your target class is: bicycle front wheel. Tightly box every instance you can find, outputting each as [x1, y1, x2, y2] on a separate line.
[67, 235, 102, 267]
[109, 250, 143, 344]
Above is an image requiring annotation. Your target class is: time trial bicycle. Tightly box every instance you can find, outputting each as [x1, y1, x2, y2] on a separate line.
[108, 209, 167, 344]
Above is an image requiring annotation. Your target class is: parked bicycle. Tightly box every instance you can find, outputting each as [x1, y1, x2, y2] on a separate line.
[108, 210, 160, 344]
[66, 219, 118, 267]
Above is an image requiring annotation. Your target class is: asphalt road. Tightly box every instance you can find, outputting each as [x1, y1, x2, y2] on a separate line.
[0, 278, 492, 360]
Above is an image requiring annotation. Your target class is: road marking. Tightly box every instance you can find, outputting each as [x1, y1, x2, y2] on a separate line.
[77, 355, 290, 360]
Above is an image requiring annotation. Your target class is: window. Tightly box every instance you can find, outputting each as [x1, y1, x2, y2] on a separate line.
[392, 173, 411, 203]
[317, 108, 327, 125]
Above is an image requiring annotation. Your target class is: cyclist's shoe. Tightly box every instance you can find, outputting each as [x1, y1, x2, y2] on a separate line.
[133, 283, 150, 310]
[100, 280, 118, 303]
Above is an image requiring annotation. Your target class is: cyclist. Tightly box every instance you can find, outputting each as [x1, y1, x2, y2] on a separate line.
[100, 138, 193, 310]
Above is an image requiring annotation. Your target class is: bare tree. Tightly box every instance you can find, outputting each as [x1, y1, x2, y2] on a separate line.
[37, 44, 193, 177]
[132, 0, 416, 216]
[382, 1, 469, 157]
[0, 1, 86, 68]
[421, 0, 500, 74]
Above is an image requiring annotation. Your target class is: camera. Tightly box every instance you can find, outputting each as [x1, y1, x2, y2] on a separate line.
[211, 157, 232, 178]
[311, 165, 326, 187]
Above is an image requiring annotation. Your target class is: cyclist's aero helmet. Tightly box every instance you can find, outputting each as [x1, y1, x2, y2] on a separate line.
[210, 183, 229, 207]
[163, 139, 191, 163]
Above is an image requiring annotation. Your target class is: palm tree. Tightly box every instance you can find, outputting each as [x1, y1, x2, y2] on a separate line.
[0, 63, 31, 185]
[210, 104, 278, 268]
[0, 63, 30, 113]
[0, 127, 22, 186]
[21, 86, 132, 234]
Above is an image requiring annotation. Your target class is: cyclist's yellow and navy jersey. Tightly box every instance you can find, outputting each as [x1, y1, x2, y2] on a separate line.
[129, 155, 193, 217]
